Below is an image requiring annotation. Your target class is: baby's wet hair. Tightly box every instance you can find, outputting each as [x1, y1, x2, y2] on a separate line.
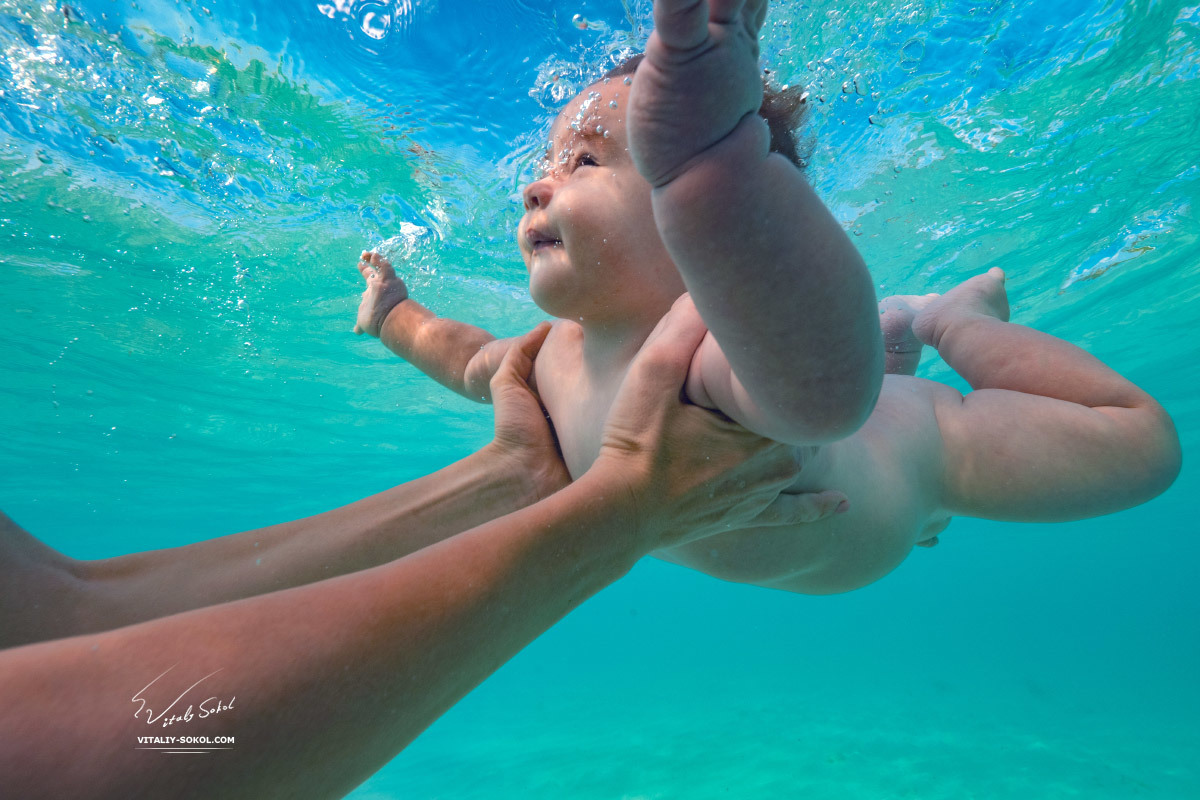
[601, 53, 812, 172]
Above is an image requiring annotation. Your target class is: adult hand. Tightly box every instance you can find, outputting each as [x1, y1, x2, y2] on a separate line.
[483, 322, 572, 501]
[594, 294, 847, 553]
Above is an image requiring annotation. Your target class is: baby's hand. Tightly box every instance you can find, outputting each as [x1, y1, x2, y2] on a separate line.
[354, 251, 409, 338]
[628, 0, 767, 186]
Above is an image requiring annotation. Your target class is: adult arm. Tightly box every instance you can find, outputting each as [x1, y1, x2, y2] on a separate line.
[629, 0, 883, 444]
[0, 327, 566, 648]
[0, 298, 831, 800]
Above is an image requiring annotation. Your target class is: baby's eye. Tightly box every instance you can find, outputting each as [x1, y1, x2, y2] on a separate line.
[574, 152, 598, 169]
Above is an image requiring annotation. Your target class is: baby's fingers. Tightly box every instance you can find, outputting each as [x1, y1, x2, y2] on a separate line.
[653, 0, 712, 52]
[708, 0, 750, 25]
[367, 251, 398, 280]
[746, 0, 766, 31]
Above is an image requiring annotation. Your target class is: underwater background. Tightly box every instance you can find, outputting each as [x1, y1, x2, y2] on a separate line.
[2, 0, 1197, 796]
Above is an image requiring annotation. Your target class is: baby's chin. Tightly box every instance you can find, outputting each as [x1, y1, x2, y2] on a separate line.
[526, 259, 603, 321]
[527, 270, 578, 320]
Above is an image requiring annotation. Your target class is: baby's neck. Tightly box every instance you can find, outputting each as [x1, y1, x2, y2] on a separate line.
[577, 316, 659, 379]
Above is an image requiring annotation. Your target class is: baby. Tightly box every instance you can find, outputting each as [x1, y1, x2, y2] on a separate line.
[353, 0, 1180, 593]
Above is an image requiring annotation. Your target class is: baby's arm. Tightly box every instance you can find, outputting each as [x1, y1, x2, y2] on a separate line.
[355, 251, 513, 402]
[629, 0, 883, 445]
[920, 269, 1180, 521]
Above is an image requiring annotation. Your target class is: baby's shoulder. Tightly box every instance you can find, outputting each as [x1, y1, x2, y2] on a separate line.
[532, 320, 584, 392]
[543, 318, 583, 346]
[539, 319, 584, 365]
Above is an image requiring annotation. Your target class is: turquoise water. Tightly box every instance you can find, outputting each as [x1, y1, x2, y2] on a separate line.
[2, 0, 1198, 796]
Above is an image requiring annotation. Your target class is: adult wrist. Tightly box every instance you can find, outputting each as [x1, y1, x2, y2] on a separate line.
[470, 444, 546, 507]
[578, 455, 657, 558]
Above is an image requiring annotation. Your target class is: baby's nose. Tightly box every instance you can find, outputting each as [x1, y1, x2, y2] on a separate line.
[522, 178, 554, 210]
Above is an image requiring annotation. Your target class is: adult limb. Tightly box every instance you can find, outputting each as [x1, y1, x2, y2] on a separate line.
[0, 298, 838, 800]
[0, 327, 568, 648]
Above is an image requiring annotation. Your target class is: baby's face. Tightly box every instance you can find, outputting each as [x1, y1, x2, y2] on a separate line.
[518, 79, 684, 325]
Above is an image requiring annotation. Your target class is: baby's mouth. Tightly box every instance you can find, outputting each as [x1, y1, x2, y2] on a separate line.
[526, 227, 563, 252]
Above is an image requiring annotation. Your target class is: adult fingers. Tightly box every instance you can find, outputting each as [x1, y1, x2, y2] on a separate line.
[751, 489, 849, 527]
[629, 293, 707, 389]
[490, 323, 552, 396]
[513, 321, 553, 365]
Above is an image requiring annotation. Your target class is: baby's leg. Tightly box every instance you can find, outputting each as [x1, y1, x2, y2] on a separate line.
[912, 268, 1138, 407]
[911, 268, 1180, 521]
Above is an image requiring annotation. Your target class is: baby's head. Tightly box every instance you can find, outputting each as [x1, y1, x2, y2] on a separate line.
[517, 54, 810, 328]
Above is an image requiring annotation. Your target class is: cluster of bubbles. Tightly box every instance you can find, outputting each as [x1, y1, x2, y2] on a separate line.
[370, 220, 441, 290]
[314, 0, 421, 42]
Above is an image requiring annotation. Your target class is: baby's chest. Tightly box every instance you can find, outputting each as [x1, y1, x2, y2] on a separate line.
[533, 335, 625, 480]
[551, 396, 612, 479]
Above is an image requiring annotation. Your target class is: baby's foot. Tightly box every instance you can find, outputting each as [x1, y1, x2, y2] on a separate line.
[879, 293, 939, 356]
[912, 268, 1010, 349]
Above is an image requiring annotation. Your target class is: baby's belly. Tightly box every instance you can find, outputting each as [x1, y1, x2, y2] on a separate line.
[658, 515, 919, 595]
[656, 445, 934, 595]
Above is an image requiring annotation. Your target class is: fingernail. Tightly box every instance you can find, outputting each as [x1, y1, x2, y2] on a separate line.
[835, 500, 849, 514]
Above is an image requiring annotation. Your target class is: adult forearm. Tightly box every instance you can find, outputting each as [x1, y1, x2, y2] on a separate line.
[653, 116, 883, 440]
[0, 471, 639, 800]
[69, 447, 542, 637]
